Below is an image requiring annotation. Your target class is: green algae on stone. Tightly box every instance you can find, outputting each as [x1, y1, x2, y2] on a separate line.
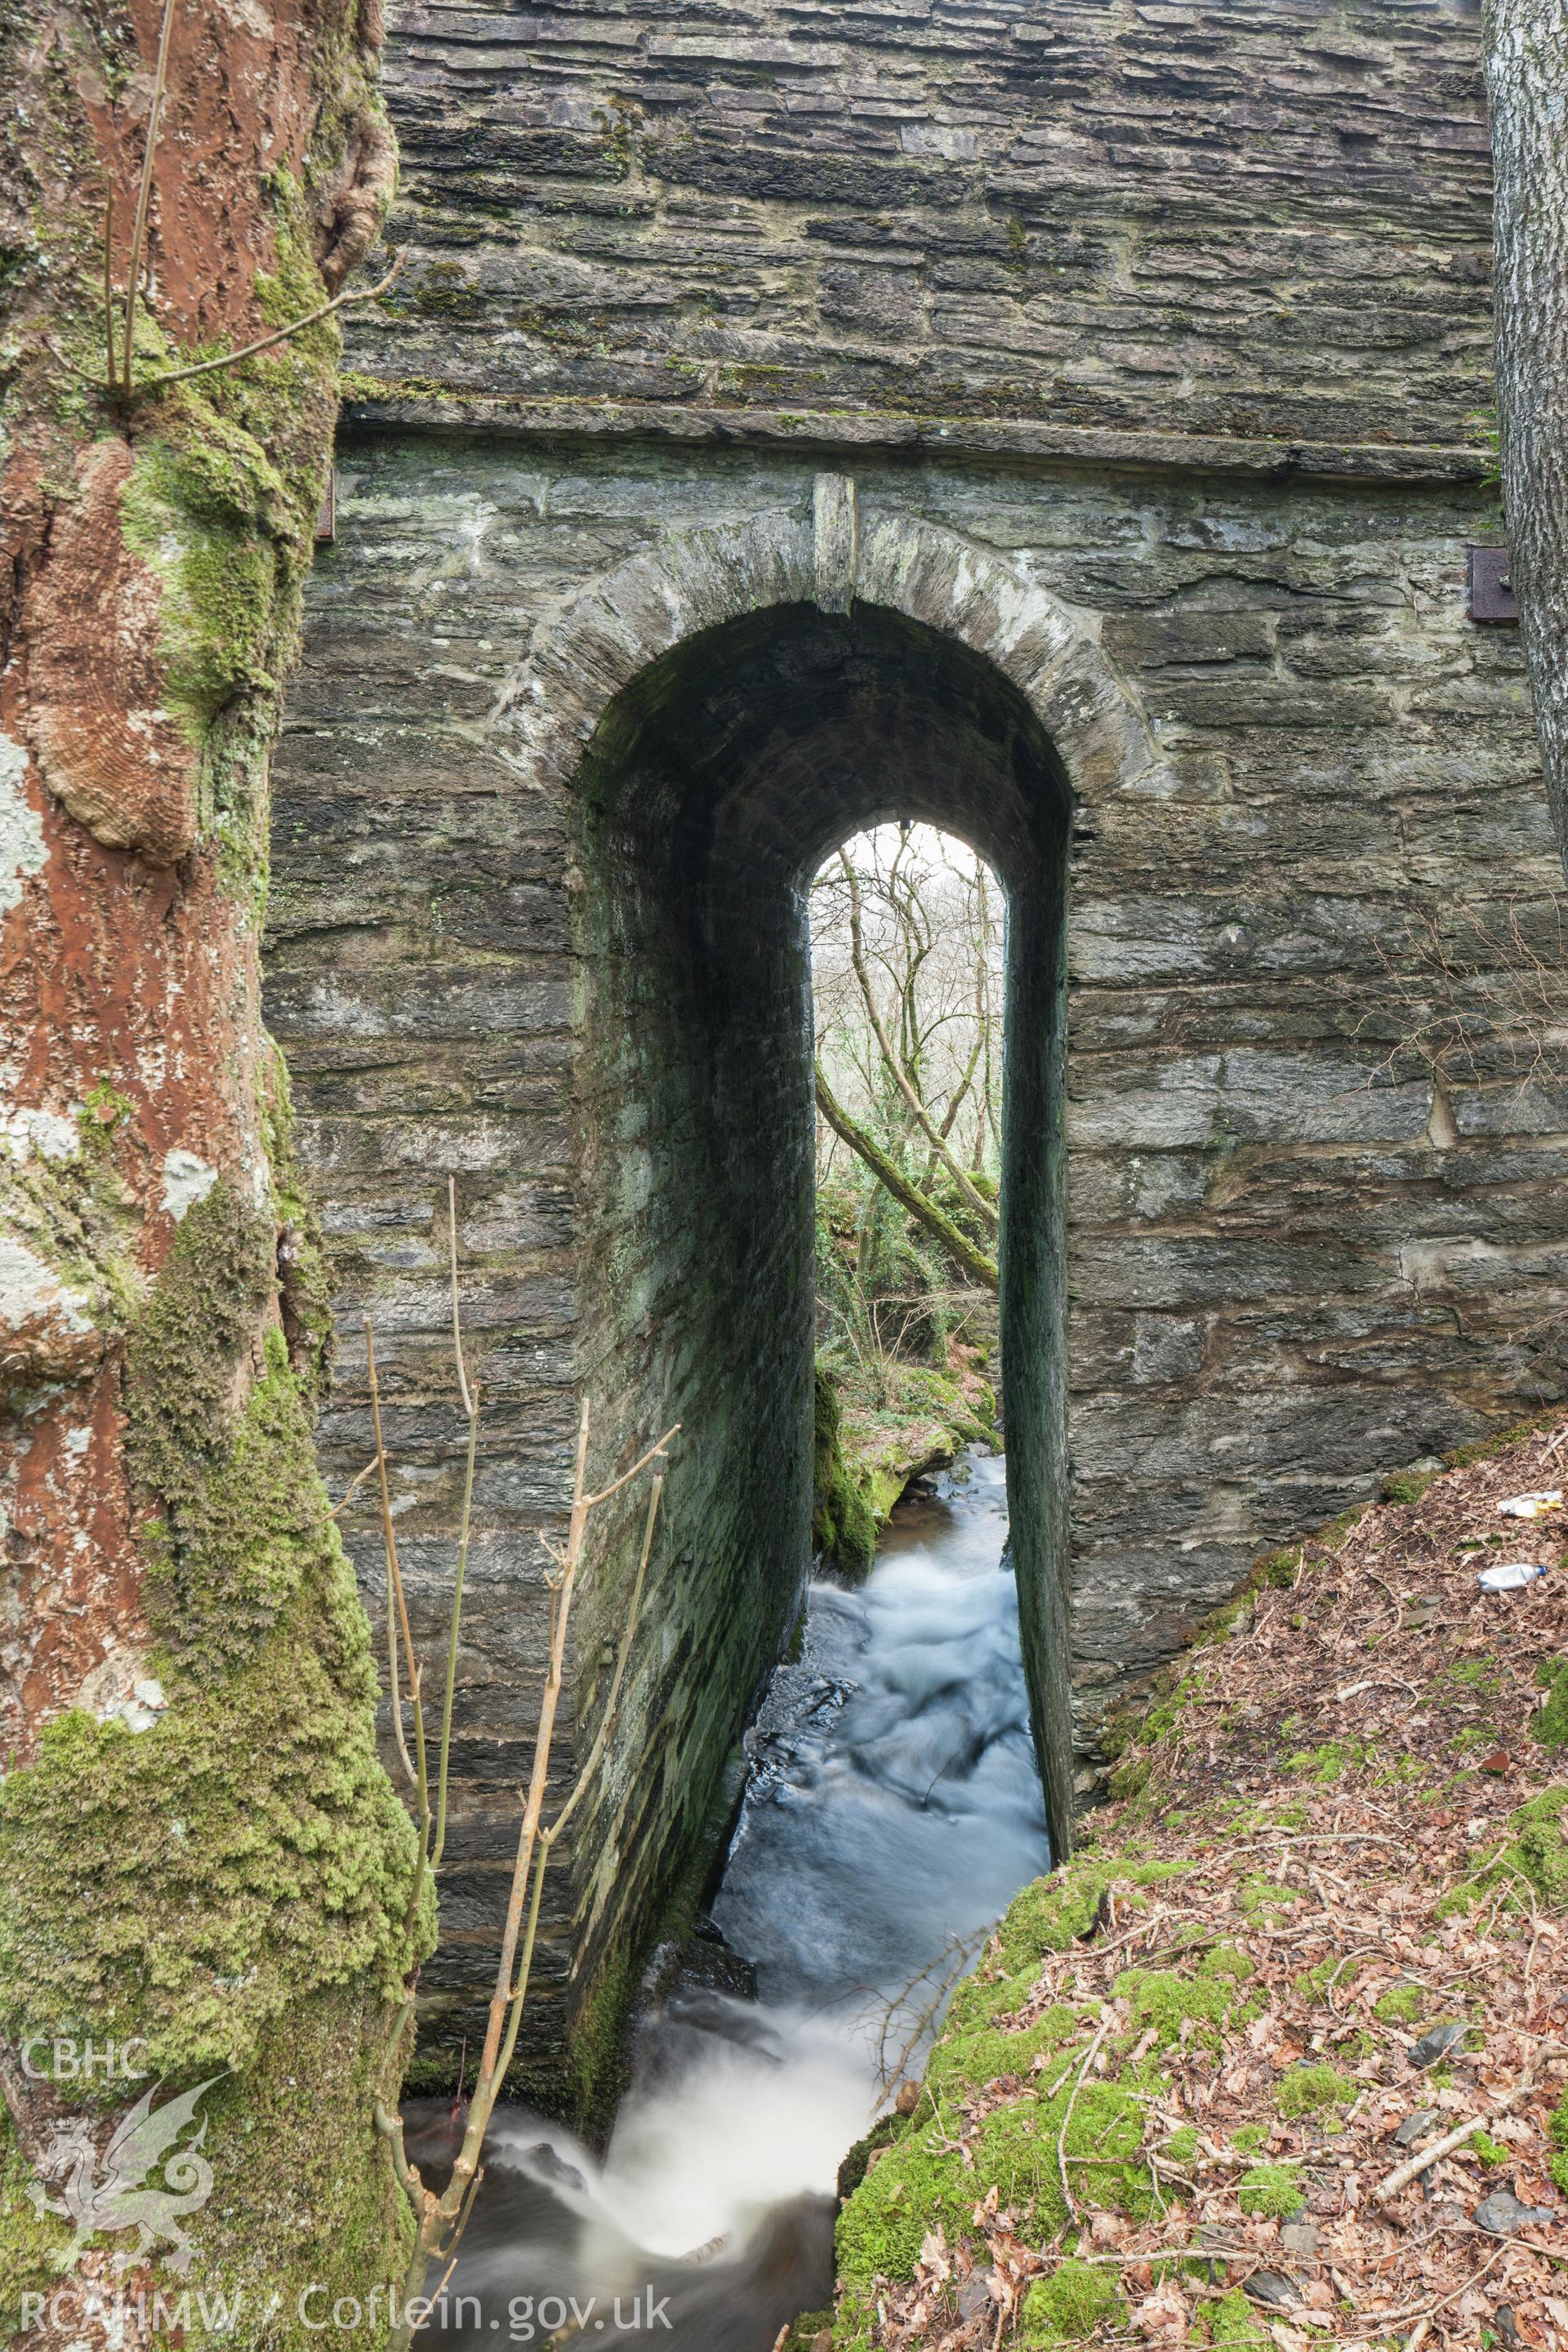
[563, 1943, 640, 2136]
[813, 1361, 877, 1579]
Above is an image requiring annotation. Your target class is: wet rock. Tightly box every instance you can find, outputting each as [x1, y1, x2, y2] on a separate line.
[957, 2271, 997, 2320]
[1245, 2273, 1299, 2311]
[1392, 2107, 1442, 2147]
[1494, 2305, 1522, 2345]
[677, 1914, 759, 2002]
[521, 2140, 586, 2194]
[665, 1986, 784, 2059]
[1410, 2020, 1468, 2067]
[1473, 2190, 1557, 2237]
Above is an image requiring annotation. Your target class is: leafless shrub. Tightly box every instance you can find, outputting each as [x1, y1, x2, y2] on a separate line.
[361, 1179, 675, 2347]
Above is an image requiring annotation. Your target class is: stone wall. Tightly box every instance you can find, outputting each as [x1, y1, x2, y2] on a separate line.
[265, 0, 1568, 2091]
[350, 0, 1494, 452]
[269, 442, 1564, 2087]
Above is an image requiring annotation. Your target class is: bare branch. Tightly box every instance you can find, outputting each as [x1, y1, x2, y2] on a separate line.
[816, 1064, 998, 1290]
[129, 254, 405, 394]
[122, 0, 178, 390]
[367, 1318, 420, 1796]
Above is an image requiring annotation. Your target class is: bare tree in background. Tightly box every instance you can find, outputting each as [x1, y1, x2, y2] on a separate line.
[1483, 1, 1568, 871]
[812, 827, 1004, 1294]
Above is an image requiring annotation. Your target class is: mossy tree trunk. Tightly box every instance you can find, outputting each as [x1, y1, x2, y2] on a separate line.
[0, 2, 420, 2340]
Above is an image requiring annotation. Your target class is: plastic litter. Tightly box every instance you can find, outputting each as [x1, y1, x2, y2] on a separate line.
[1477, 1561, 1550, 1592]
[1497, 1490, 1561, 1518]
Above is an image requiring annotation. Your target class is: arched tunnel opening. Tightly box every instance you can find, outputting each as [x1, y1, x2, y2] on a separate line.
[566, 599, 1075, 2018]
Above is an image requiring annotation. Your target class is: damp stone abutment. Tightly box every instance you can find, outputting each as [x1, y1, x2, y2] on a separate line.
[267, 453, 1563, 2102]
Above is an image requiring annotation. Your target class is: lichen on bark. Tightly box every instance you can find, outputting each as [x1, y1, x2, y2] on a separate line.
[0, 0, 416, 2333]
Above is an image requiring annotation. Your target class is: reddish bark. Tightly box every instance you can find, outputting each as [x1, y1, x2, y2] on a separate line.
[0, 0, 385, 1767]
[0, 10, 412, 2330]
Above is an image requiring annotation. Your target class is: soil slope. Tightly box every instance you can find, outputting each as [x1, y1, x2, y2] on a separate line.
[831, 1419, 1568, 2350]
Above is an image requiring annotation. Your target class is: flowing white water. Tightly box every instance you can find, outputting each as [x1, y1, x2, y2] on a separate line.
[408, 1450, 1050, 2348]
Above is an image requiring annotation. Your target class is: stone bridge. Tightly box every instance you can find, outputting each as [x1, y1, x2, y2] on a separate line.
[265, 0, 1567, 2103]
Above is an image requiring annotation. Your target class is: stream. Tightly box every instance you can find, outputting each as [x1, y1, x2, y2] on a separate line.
[406, 1448, 1052, 2349]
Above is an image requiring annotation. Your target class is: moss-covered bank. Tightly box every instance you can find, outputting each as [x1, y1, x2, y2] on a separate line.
[812, 1354, 998, 1581]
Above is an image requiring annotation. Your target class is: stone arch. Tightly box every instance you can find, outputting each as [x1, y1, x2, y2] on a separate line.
[489, 477, 1161, 2010]
[492, 475, 1162, 811]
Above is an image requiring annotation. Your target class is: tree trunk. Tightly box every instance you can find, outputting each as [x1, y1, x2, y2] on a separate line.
[1483, 0, 1568, 868]
[0, 1, 418, 2336]
[816, 1070, 1000, 1292]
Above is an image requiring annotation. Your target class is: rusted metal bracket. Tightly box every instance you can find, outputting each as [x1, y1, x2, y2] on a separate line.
[1468, 546, 1517, 624]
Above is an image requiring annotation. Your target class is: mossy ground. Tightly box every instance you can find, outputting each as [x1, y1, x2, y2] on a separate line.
[831, 1419, 1568, 2346]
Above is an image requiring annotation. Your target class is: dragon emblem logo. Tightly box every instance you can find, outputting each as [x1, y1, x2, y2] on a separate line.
[30, 2077, 220, 2274]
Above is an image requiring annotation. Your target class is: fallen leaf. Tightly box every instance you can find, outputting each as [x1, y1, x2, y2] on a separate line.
[1133, 2278, 1189, 2337]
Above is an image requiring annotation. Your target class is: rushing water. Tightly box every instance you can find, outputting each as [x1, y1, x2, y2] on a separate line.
[408, 1449, 1051, 2350]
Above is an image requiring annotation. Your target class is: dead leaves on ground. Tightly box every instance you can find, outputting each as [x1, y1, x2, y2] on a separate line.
[853, 1425, 1568, 2350]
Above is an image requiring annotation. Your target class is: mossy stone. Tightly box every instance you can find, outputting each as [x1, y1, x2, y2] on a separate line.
[812, 1363, 877, 1579]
